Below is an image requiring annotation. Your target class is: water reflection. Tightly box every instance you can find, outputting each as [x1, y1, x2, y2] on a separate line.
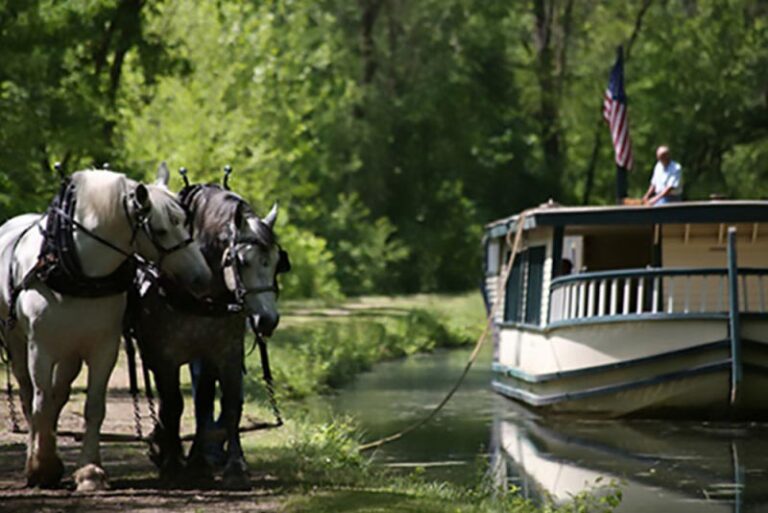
[330, 347, 768, 512]
[491, 413, 768, 512]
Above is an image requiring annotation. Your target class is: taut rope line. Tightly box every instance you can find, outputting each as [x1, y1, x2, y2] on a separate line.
[359, 209, 532, 452]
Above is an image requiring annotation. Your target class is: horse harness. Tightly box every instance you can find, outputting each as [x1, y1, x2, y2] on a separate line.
[152, 183, 291, 317]
[1, 177, 194, 333]
[125, 183, 291, 434]
[0, 176, 194, 438]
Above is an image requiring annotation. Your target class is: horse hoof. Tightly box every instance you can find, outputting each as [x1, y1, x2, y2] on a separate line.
[184, 454, 214, 480]
[26, 454, 65, 488]
[222, 471, 251, 490]
[159, 457, 186, 483]
[222, 458, 250, 489]
[74, 464, 110, 492]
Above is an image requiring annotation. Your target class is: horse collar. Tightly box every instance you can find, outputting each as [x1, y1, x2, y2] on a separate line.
[37, 178, 137, 297]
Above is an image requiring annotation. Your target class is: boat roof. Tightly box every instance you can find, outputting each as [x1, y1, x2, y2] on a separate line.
[485, 200, 768, 238]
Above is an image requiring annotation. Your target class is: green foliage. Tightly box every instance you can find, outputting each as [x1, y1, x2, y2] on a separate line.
[285, 417, 369, 486]
[324, 193, 409, 295]
[259, 293, 480, 399]
[278, 223, 343, 301]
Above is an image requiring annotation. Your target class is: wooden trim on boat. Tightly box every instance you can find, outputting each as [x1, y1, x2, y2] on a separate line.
[491, 359, 731, 407]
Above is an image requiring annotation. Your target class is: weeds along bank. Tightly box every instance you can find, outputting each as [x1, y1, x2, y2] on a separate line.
[249, 293, 485, 400]
[240, 416, 620, 513]
[235, 293, 621, 512]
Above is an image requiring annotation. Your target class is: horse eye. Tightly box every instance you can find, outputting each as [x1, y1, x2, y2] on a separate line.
[155, 228, 168, 237]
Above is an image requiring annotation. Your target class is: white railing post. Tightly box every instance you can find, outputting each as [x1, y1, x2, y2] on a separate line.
[548, 288, 557, 323]
[623, 278, 631, 315]
[760, 275, 766, 313]
[667, 276, 675, 313]
[599, 279, 607, 316]
[548, 269, 750, 324]
[570, 284, 578, 319]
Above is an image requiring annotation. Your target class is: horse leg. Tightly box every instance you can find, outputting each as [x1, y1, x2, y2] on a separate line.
[25, 345, 63, 488]
[186, 359, 218, 478]
[51, 356, 83, 427]
[150, 362, 185, 480]
[74, 337, 119, 492]
[219, 357, 249, 488]
[7, 335, 33, 422]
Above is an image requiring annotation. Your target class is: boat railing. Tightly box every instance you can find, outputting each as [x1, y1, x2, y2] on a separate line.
[548, 267, 768, 324]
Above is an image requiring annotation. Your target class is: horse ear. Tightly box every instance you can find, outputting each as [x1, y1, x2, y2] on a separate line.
[155, 162, 170, 187]
[263, 202, 278, 228]
[135, 184, 151, 211]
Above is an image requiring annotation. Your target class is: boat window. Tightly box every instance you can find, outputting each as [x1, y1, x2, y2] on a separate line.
[524, 246, 546, 324]
[504, 251, 525, 322]
[504, 245, 547, 325]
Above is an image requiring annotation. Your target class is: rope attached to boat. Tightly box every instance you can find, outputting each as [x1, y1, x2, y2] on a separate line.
[358, 209, 533, 452]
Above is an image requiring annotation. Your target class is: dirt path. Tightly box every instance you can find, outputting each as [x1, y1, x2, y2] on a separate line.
[0, 354, 285, 513]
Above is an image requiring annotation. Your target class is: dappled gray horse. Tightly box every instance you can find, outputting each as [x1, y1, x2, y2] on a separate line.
[0, 168, 211, 491]
[126, 180, 288, 484]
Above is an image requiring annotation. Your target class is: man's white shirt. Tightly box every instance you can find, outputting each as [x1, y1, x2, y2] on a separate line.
[651, 160, 683, 196]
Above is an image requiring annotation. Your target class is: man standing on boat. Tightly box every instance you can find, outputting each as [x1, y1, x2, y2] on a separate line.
[643, 145, 683, 205]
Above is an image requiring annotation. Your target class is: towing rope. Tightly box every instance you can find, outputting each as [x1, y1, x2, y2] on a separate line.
[359, 209, 531, 452]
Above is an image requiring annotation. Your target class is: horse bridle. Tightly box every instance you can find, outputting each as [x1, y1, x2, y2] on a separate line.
[122, 190, 195, 269]
[223, 231, 291, 304]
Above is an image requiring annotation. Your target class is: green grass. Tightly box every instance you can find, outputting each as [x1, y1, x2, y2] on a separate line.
[237, 413, 620, 513]
[244, 292, 486, 400]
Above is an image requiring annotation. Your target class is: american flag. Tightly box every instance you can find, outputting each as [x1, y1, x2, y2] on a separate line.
[603, 46, 633, 170]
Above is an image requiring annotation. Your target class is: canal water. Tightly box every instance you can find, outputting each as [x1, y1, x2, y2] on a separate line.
[329, 346, 768, 512]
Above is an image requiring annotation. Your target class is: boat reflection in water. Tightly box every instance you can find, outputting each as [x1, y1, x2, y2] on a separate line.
[490, 411, 768, 512]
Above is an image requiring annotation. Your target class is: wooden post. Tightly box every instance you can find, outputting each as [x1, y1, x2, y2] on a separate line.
[727, 227, 742, 405]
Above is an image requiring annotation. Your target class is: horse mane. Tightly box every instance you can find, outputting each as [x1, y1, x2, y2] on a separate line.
[185, 184, 275, 263]
[71, 170, 127, 225]
[147, 185, 186, 228]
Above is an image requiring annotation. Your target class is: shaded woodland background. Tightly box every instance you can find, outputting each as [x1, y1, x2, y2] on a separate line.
[0, 0, 766, 297]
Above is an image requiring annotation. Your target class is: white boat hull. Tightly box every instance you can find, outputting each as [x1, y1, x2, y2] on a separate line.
[492, 318, 768, 418]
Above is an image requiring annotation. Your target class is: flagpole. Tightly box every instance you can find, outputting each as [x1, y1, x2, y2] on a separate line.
[616, 165, 627, 204]
[603, 45, 633, 205]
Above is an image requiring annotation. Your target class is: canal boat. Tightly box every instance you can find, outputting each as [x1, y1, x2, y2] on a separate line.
[482, 201, 768, 418]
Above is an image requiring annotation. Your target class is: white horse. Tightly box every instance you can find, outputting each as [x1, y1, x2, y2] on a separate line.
[0, 167, 212, 491]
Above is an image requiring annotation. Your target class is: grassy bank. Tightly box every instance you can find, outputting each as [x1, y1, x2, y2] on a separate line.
[235, 293, 620, 512]
[245, 293, 486, 400]
[238, 414, 620, 513]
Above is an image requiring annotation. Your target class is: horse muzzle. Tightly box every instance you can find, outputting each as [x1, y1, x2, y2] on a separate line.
[252, 313, 280, 337]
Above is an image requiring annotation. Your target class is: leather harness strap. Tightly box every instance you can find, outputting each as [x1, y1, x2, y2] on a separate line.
[37, 178, 138, 297]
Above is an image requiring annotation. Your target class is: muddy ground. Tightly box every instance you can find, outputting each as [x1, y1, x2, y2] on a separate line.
[0, 355, 285, 513]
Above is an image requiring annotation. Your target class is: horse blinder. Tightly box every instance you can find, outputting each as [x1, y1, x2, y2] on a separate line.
[277, 248, 291, 274]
